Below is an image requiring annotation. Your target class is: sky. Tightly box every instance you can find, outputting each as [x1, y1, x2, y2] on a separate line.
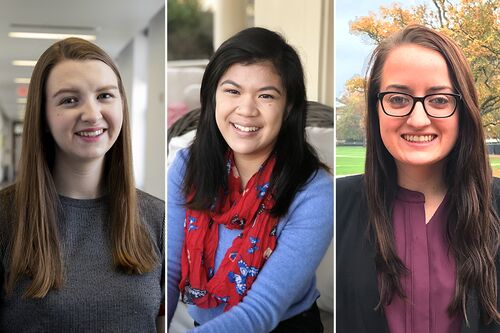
[335, 0, 423, 98]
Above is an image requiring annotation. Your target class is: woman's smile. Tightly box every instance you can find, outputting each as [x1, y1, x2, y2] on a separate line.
[232, 122, 261, 133]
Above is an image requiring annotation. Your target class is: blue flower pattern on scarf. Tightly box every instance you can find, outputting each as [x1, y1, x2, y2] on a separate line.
[228, 259, 259, 295]
[187, 216, 198, 232]
[214, 295, 230, 303]
[248, 237, 259, 254]
[256, 182, 270, 198]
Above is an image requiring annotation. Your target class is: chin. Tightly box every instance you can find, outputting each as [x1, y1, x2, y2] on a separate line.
[397, 157, 445, 168]
[74, 151, 108, 161]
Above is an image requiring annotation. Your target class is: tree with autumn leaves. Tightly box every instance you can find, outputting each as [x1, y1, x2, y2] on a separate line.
[337, 76, 365, 143]
[338, 0, 499, 140]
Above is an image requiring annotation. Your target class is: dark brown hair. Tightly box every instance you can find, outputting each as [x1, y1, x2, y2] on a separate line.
[364, 25, 499, 324]
[8, 38, 158, 297]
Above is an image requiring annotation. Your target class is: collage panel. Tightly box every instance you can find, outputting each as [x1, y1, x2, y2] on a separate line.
[0, 1, 165, 332]
[167, 0, 333, 332]
[336, 0, 499, 332]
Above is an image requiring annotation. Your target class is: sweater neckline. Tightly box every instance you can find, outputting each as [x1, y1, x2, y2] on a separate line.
[58, 194, 108, 208]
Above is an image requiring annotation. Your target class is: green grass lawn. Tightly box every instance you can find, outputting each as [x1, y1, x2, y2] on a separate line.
[491, 155, 500, 178]
[335, 146, 366, 176]
[336, 145, 500, 177]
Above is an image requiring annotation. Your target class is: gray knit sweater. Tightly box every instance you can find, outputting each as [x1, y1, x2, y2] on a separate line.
[0, 186, 164, 332]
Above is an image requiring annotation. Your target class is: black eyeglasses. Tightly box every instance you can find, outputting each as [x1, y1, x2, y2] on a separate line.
[377, 91, 462, 118]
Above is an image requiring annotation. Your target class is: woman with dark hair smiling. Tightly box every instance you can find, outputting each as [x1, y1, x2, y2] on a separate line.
[0, 38, 164, 332]
[167, 27, 333, 332]
[337, 25, 499, 332]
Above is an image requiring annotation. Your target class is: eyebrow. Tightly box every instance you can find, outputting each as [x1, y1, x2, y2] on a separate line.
[219, 79, 283, 95]
[384, 84, 454, 94]
[52, 85, 119, 98]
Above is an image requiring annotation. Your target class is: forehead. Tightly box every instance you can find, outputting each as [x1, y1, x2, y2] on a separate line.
[219, 61, 283, 85]
[46, 59, 118, 92]
[380, 44, 451, 84]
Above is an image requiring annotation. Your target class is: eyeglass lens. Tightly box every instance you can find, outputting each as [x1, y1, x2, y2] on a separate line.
[381, 93, 458, 117]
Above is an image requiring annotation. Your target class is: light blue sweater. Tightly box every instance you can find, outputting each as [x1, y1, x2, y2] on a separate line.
[167, 149, 333, 333]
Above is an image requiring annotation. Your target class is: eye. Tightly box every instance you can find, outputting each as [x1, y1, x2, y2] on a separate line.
[385, 93, 411, 108]
[97, 92, 114, 100]
[427, 95, 451, 107]
[259, 94, 275, 100]
[388, 94, 410, 105]
[224, 89, 240, 95]
[59, 96, 78, 106]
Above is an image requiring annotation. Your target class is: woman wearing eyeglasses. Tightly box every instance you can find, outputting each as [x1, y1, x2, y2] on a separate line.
[336, 25, 499, 332]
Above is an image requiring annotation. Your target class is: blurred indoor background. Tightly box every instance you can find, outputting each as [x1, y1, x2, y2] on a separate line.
[0, 0, 165, 199]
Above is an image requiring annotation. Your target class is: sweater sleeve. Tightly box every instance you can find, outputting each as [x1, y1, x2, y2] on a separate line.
[188, 170, 333, 333]
[167, 150, 189, 326]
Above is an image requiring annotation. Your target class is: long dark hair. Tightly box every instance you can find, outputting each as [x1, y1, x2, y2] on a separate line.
[7, 38, 158, 298]
[364, 25, 499, 324]
[183, 27, 324, 217]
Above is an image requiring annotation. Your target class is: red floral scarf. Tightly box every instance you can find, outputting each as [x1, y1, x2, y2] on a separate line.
[179, 152, 278, 311]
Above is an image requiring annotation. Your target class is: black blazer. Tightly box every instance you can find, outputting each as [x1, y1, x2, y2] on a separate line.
[336, 175, 500, 333]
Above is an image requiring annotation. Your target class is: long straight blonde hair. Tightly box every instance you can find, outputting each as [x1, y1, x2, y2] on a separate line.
[7, 38, 158, 297]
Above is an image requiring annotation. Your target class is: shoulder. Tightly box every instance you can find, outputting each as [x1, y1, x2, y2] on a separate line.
[136, 189, 164, 244]
[0, 185, 15, 248]
[336, 174, 363, 194]
[169, 148, 189, 173]
[0, 185, 15, 212]
[493, 177, 500, 213]
[0, 185, 15, 223]
[336, 174, 366, 212]
[306, 168, 333, 190]
[296, 168, 333, 203]
[336, 174, 364, 203]
[493, 177, 500, 195]
[336, 175, 368, 234]
[286, 169, 333, 221]
[136, 189, 165, 218]
[168, 148, 189, 186]
[136, 189, 164, 213]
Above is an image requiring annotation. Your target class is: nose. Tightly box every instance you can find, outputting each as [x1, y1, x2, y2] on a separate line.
[406, 100, 431, 128]
[236, 95, 258, 117]
[80, 99, 103, 123]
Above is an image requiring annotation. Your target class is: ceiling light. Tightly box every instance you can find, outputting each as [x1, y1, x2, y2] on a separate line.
[12, 60, 37, 67]
[9, 32, 96, 41]
[14, 78, 31, 84]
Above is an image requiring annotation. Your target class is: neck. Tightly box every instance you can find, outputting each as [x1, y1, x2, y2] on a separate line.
[396, 161, 447, 197]
[234, 153, 269, 189]
[52, 154, 105, 199]
[396, 161, 448, 223]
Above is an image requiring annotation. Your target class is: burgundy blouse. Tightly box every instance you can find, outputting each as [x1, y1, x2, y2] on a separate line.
[384, 187, 462, 333]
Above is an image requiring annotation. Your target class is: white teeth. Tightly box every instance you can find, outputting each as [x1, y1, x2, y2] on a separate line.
[403, 134, 436, 142]
[233, 123, 259, 132]
[77, 129, 104, 137]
